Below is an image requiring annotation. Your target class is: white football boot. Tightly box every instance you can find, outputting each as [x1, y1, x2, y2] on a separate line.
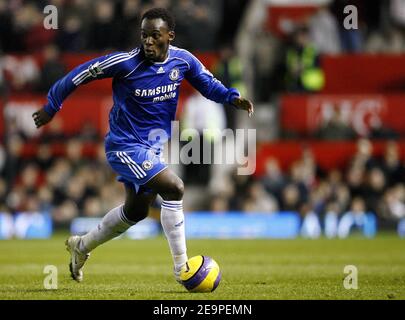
[65, 235, 90, 282]
[174, 268, 182, 284]
[174, 263, 187, 284]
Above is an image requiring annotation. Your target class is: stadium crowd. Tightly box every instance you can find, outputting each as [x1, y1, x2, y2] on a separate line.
[0, 115, 404, 232]
[0, 0, 245, 54]
[0, 0, 404, 236]
[253, 0, 405, 100]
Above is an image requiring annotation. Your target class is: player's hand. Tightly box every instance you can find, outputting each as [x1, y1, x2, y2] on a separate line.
[32, 108, 53, 128]
[232, 97, 254, 118]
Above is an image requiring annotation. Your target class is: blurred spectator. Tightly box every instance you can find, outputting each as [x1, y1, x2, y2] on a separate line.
[37, 44, 66, 93]
[300, 202, 322, 239]
[314, 107, 357, 140]
[330, 0, 365, 53]
[334, 184, 351, 213]
[261, 157, 286, 205]
[34, 143, 54, 171]
[324, 201, 341, 238]
[2, 135, 24, 192]
[0, 0, 13, 52]
[17, 163, 41, 194]
[181, 92, 226, 186]
[173, 0, 221, 51]
[288, 160, 311, 204]
[213, 43, 247, 129]
[76, 121, 100, 143]
[390, 0, 405, 30]
[87, 0, 121, 51]
[209, 193, 230, 213]
[52, 199, 79, 228]
[56, 14, 87, 52]
[380, 141, 405, 186]
[3, 54, 40, 91]
[18, 2, 57, 53]
[66, 139, 86, 171]
[346, 164, 365, 198]
[379, 184, 405, 223]
[350, 138, 379, 170]
[309, 4, 342, 54]
[337, 197, 370, 238]
[40, 117, 67, 143]
[365, 24, 405, 53]
[119, 0, 142, 50]
[83, 196, 103, 217]
[284, 25, 325, 93]
[0, 177, 7, 211]
[0, 49, 6, 97]
[241, 181, 278, 213]
[280, 183, 302, 212]
[368, 120, 399, 140]
[363, 167, 387, 213]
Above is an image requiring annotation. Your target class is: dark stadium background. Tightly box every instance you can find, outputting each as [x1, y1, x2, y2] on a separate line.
[0, 0, 405, 292]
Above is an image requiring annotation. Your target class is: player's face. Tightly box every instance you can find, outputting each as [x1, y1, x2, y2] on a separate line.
[141, 18, 175, 62]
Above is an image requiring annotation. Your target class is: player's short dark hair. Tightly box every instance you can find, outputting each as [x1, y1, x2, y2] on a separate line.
[141, 8, 175, 31]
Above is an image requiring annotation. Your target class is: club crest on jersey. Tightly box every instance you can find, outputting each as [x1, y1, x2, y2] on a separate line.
[142, 160, 153, 171]
[169, 68, 179, 81]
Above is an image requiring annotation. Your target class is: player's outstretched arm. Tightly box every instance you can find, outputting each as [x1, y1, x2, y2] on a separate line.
[31, 50, 137, 129]
[231, 96, 254, 118]
[32, 107, 53, 129]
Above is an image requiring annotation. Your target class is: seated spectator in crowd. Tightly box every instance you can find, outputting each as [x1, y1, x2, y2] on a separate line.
[280, 183, 302, 212]
[349, 138, 379, 170]
[368, 121, 399, 140]
[241, 181, 279, 213]
[324, 201, 341, 238]
[314, 107, 357, 140]
[379, 184, 405, 223]
[380, 141, 405, 186]
[39, 117, 67, 143]
[363, 167, 387, 214]
[300, 202, 322, 239]
[261, 157, 286, 205]
[209, 193, 230, 213]
[345, 164, 366, 198]
[337, 197, 376, 238]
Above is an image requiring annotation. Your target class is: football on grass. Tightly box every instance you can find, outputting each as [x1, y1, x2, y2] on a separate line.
[180, 255, 221, 292]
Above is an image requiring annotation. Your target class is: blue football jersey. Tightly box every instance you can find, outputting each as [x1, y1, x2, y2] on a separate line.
[44, 45, 240, 152]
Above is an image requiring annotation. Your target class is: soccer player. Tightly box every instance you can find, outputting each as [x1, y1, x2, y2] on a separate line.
[32, 8, 254, 283]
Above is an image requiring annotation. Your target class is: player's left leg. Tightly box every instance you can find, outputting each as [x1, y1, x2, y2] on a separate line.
[145, 168, 188, 281]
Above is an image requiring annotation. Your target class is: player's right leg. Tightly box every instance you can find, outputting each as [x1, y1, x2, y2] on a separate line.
[66, 185, 155, 282]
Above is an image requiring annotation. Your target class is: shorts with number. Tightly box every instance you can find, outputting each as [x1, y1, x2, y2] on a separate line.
[106, 147, 167, 194]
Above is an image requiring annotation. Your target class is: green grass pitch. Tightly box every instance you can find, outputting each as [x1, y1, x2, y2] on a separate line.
[0, 233, 404, 300]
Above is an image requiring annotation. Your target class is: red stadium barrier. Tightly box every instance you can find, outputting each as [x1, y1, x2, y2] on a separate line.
[0, 93, 188, 139]
[321, 55, 405, 94]
[280, 94, 405, 136]
[255, 140, 405, 176]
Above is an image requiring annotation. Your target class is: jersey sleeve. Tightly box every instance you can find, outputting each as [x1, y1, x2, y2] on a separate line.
[44, 50, 137, 117]
[184, 52, 240, 105]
